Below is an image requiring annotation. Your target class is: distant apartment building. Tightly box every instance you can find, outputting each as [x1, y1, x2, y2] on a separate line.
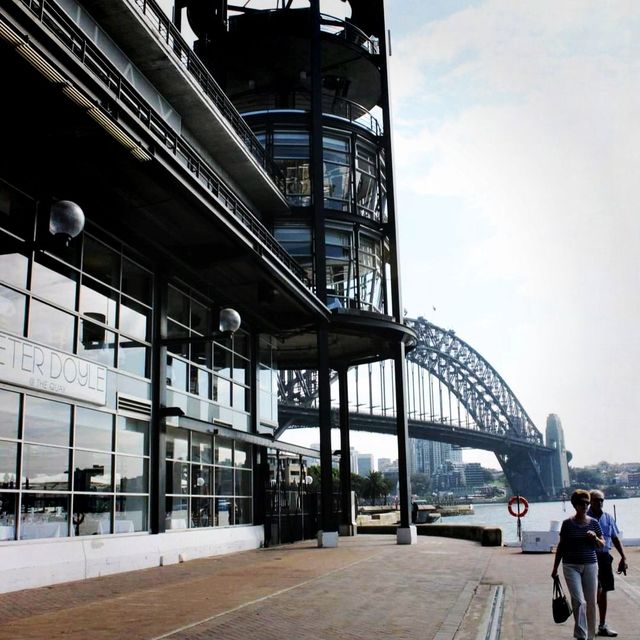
[464, 463, 485, 488]
[410, 439, 458, 476]
[357, 454, 374, 477]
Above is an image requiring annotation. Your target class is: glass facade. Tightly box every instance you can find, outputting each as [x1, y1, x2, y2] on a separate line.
[0, 179, 268, 541]
[165, 427, 252, 528]
[165, 284, 251, 432]
[260, 124, 389, 313]
[0, 389, 149, 539]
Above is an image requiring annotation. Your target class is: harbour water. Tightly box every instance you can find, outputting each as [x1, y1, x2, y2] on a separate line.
[439, 496, 640, 543]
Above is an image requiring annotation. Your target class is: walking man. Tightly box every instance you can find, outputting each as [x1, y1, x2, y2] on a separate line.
[588, 489, 629, 637]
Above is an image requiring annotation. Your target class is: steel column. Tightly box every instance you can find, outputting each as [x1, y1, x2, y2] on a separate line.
[338, 367, 354, 534]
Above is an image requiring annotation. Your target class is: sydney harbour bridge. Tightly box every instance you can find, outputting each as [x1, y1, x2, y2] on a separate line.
[277, 316, 568, 500]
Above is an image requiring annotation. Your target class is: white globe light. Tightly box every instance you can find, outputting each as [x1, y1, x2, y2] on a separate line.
[219, 308, 241, 334]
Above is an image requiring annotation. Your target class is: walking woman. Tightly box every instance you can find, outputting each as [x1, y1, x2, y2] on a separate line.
[551, 489, 605, 640]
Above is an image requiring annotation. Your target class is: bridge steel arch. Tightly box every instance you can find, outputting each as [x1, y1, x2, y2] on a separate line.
[277, 317, 557, 500]
[404, 317, 554, 499]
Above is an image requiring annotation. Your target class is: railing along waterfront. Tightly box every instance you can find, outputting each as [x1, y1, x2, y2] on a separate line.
[14, 0, 310, 286]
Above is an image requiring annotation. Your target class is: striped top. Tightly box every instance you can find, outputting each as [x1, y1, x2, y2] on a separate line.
[559, 517, 603, 564]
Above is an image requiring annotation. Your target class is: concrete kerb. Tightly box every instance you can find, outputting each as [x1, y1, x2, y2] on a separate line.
[358, 523, 503, 546]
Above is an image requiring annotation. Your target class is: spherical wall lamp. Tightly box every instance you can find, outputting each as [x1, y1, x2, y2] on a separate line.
[49, 200, 85, 246]
[218, 308, 241, 335]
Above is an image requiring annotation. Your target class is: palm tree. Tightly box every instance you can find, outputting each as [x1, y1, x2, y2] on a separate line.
[366, 471, 389, 506]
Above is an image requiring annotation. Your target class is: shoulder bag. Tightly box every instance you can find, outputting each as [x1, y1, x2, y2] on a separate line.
[552, 576, 572, 623]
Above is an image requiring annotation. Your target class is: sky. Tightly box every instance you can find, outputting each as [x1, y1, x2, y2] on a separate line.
[283, 0, 640, 469]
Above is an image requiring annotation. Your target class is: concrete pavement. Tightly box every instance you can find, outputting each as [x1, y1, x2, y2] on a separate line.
[0, 534, 637, 639]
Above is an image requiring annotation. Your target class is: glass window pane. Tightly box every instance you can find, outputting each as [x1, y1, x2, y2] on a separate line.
[215, 497, 231, 526]
[167, 355, 187, 391]
[191, 497, 212, 528]
[122, 259, 152, 305]
[232, 384, 248, 412]
[232, 356, 250, 384]
[0, 183, 35, 241]
[190, 300, 210, 335]
[0, 441, 18, 488]
[29, 301, 75, 353]
[31, 259, 77, 310]
[0, 492, 17, 538]
[83, 237, 121, 289]
[215, 466, 233, 494]
[213, 343, 232, 376]
[20, 494, 69, 539]
[75, 407, 113, 451]
[213, 376, 231, 406]
[72, 494, 112, 536]
[191, 432, 212, 463]
[118, 339, 148, 377]
[22, 444, 70, 490]
[0, 252, 28, 290]
[78, 320, 116, 367]
[235, 469, 252, 496]
[74, 450, 112, 492]
[232, 331, 250, 359]
[166, 460, 189, 495]
[167, 287, 189, 326]
[235, 442, 252, 469]
[215, 437, 233, 466]
[115, 456, 148, 493]
[116, 495, 147, 532]
[116, 417, 148, 456]
[166, 426, 188, 460]
[24, 396, 71, 446]
[79, 277, 117, 328]
[0, 389, 20, 440]
[0, 284, 25, 335]
[120, 296, 150, 341]
[165, 496, 188, 529]
[189, 366, 210, 398]
[192, 465, 212, 495]
[235, 498, 252, 525]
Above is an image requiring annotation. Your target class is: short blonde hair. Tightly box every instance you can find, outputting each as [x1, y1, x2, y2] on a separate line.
[590, 489, 604, 500]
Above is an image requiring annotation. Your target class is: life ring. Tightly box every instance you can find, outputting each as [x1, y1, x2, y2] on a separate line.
[508, 496, 529, 518]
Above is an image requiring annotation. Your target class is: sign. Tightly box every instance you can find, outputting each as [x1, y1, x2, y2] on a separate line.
[0, 331, 107, 405]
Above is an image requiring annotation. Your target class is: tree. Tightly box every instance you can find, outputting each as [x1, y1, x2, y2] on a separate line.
[364, 471, 390, 506]
[410, 473, 431, 499]
[307, 464, 339, 491]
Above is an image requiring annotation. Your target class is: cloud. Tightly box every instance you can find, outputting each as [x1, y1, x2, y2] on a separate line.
[389, 0, 640, 464]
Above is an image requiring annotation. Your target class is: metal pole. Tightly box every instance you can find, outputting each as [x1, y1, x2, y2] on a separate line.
[338, 368, 353, 535]
[394, 342, 412, 533]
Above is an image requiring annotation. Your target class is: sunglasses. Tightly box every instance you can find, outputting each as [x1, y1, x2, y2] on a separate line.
[577, 501, 590, 506]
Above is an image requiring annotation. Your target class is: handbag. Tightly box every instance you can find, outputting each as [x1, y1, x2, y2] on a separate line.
[552, 576, 572, 623]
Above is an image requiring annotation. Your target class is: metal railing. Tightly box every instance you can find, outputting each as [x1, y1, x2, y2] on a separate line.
[127, 0, 285, 192]
[238, 92, 382, 137]
[319, 13, 380, 56]
[15, 0, 310, 286]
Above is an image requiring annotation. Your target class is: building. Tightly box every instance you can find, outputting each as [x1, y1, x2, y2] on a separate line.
[463, 462, 485, 489]
[409, 438, 457, 476]
[0, 0, 415, 591]
[357, 453, 374, 477]
[545, 414, 570, 495]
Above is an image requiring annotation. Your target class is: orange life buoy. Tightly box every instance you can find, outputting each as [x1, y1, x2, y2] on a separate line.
[508, 495, 529, 518]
